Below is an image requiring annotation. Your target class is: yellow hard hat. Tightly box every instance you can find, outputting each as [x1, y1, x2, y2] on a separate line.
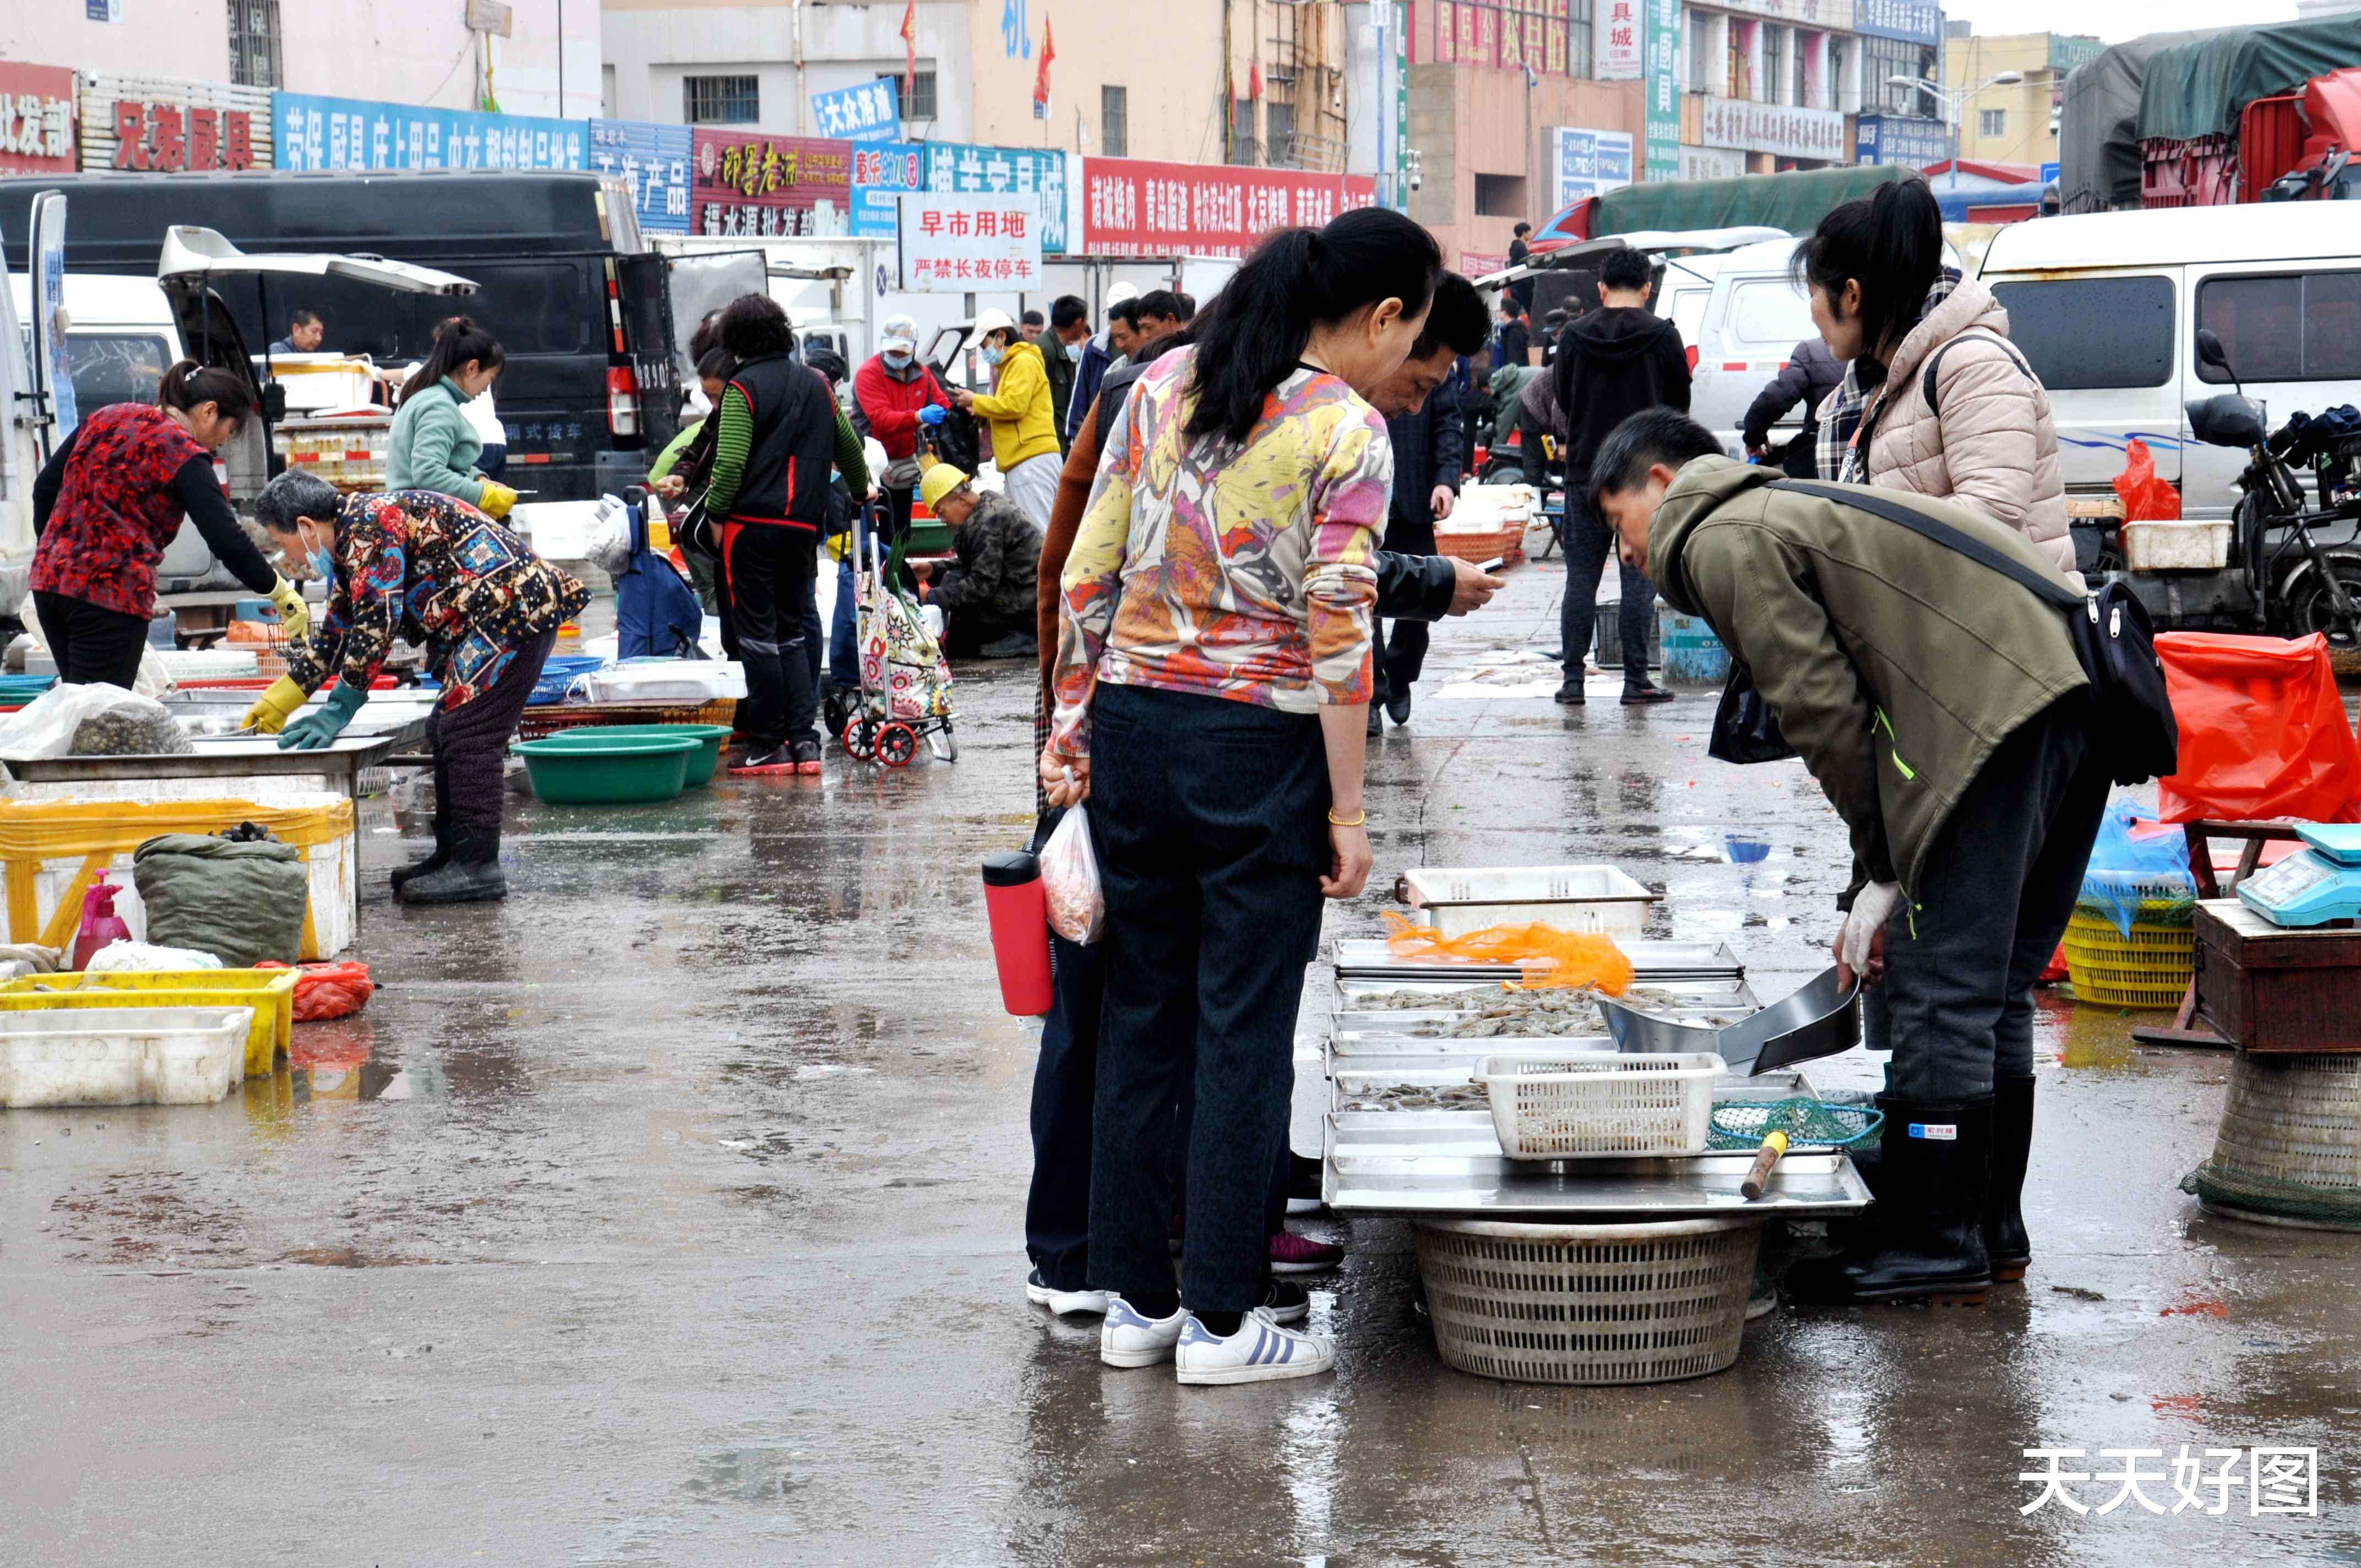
[919, 461, 971, 513]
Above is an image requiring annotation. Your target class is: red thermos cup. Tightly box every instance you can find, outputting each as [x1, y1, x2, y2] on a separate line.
[982, 850, 1054, 1016]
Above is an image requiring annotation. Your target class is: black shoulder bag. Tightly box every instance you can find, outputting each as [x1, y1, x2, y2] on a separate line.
[1771, 480, 2178, 786]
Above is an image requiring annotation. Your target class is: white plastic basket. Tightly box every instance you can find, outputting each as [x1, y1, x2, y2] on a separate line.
[1400, 864, 1658, 939]
[1415, 1217, 1762, 1384]
[576, 661, 748, 704]
[1474, 1050, 1723, 1159]
[0, 1004, 252, 1107]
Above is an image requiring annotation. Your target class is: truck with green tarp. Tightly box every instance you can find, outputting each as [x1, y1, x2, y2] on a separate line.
[2134, 17, 2361, 205]
[1530, 164, 1908, 249]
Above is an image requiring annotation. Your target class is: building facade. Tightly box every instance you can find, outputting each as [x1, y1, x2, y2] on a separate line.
[1941, 28, 2098, 168]
[0, 0, 600, 119]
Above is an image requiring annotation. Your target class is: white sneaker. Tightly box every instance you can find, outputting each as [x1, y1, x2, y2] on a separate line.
[1026, 1267, 1109, 1317]
[1174, 1306, 1337, 1386]
[1099, 1296, 1188, 1367]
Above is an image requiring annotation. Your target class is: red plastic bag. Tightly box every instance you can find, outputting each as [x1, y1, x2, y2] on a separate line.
[2156, 631, 2361, 823]
[2113, 438, 2182, 521]
[257, 959, 376, 1021]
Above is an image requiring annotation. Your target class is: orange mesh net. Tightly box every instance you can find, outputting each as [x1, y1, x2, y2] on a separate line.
[1380, 911, 1636, 994]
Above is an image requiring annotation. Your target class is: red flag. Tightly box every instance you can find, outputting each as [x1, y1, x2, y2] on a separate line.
[900, 2, 917, 95]
[1248, 61, 1264, 99]
[1033, 18, 1056, 115]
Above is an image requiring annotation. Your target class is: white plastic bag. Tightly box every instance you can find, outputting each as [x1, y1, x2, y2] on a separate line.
[0, 683, 190, 760]
[85, 940, 224, 973]
[1040, 805, 1106, 945]
[585, 493, 636, 576]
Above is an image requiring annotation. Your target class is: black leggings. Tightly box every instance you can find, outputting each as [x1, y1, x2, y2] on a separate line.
[34, 591, 150, 689]
[723, 524, 819, 750]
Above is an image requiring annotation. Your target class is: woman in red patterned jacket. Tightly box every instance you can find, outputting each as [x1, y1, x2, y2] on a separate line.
[29, 361, 310, 685]
[241, 471, 589, 907]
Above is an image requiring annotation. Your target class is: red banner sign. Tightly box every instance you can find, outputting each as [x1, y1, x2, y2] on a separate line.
[0, 63, 75, 178]
[108, 99, 259, 171]
[690, 130, 854, 237]
[1078, 158, 1379, 259]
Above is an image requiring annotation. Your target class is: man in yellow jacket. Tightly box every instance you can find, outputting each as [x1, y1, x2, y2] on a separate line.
[950, 307, 1061, 528]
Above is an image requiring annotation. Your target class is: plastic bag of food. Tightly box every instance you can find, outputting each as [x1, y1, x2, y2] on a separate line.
[85, 940, 225, 973]
[1039, 806, 1105, 945]
[1381, 910, 1636, 995]
[2113, 438, 2182, 521]
[257, 959, 376, 1020]
[2079, 796, 2197, 937]
[0, 682, 192, 760]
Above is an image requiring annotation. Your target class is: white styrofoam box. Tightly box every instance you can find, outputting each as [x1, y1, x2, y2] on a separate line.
[578, 661, 747, 704]
[2124, 519, 2232, 571]
[4, 790, 356, 960]
[1401, 864, 1659, 940]
[0, 1005, 252, 1107]
[1439, 482, 1536, 535]
[155, 648, 260, 680]
[512, 500, 599, 563]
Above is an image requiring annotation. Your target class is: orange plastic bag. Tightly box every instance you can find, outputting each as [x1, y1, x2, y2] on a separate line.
[2155, 631, 2361, 824]
[2113, 438, 2181, 521]
[1381, 911, 1636, 994]
[257, 959, 376, 1020]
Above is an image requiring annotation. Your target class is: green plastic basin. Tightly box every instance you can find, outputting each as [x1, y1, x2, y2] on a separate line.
[538, 722, 733, 787]
[512, 733, 698, 805]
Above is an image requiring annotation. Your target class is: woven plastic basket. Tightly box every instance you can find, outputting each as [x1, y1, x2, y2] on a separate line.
[1415, 1217, 1762, 1385]
[1435, 525, 1524, 564]
[514, 699, 737, 741]
[2061, 908, 2193, 1009]
[1474, 1051, 1722, 1159]
[2184, 1053, 2361, 1231]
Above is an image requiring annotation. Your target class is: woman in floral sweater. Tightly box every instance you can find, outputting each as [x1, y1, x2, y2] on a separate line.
[243, 472, 588, 907]
[1040, 206, 1439, 1387]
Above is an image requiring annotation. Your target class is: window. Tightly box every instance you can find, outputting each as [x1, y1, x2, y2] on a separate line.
[1568, 0, 1594, 80]
[2199, 272, 2361, 383]
[1101, 85, 1128, 159]
[1864, 37, 1932, 114]
[228, 0, 280, 89]
[1762, 26, 1785, 106]
[1978, 108, 2007, 139]
[1228, 96, 1259, 165]
[1729, 279, 1817, 350]
[1727, 19, 1749, 98]
[1830, 39, 1850, 112]
[1475, 174, 1528, 217]
[1265, 100, 1297, 168]
[65, 334, 174, 413]
[1794, 30, 1811, 108]
[684, 75, 760, 126]
[879, 70, 938, 123]
[1989, 276, 2175, 390]
[1688, 11, 1715, 95]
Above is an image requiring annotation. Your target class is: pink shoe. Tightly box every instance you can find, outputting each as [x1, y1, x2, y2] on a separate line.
[1268, 1229, 1343, 1275]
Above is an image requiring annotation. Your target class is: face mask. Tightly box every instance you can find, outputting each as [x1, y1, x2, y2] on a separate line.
[982, 344, 1005, 367]
[883, 351, 912, 370]
[1066, 339, 1085, 362]
[301, 528, 334, 581]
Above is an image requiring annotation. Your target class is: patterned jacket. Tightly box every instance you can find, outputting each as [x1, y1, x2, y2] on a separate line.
[283, 490, 589, 710]
[1048, 346, 1388, 758]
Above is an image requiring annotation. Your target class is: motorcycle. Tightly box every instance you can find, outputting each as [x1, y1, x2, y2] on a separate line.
[2123, 327, 2361, 648]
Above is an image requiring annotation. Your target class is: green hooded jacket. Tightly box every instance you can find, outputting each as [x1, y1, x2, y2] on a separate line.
[1647, 456, 2089, 906]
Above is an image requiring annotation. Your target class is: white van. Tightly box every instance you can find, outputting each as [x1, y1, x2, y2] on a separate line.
[1976, 204, 2361, 520]
[1685, 238, 1820, 456]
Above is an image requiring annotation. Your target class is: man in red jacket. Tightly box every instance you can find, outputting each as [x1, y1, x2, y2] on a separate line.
[850, 312, 949, 545]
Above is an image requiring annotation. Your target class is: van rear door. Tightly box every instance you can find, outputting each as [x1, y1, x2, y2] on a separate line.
[1983, 270, 2183, 505]
[614, 248, 766, 452]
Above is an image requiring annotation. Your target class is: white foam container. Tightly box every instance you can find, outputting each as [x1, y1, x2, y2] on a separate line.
[575, 661, 748, 704]
[1400, 864, 1658, 939]
[0, 1005, 252, 1107]
[2123, 519, 2232, 571]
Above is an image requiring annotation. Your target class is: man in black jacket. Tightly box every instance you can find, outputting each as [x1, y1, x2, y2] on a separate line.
[1742, 335, 1845, 478]
[1551, 245, 1688, 706]
[1373, 275, 1490, 731]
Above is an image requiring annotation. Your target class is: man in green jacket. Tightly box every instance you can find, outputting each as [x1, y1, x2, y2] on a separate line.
[1592, 408, 2109, 1309]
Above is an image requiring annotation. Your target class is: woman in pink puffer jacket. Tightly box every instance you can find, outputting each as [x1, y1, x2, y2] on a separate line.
[1798, 178, 2075, 573]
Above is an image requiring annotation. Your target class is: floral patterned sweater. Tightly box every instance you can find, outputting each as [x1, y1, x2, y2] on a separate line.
[283, 491, 589, 710]
[1047, 346, 1389, 758]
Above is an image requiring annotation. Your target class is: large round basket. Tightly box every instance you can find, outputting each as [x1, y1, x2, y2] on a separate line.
[2185, 1052, 2361, 1231]
[1413, 1216, 1763, 1386]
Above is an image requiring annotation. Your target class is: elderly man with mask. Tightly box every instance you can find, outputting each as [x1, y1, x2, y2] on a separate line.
[851, 313, 954, 547]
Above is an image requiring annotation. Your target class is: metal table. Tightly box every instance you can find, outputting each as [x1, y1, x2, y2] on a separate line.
[0, 732, 406, 788]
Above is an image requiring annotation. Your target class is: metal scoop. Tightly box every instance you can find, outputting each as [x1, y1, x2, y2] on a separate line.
[1599, 965, 1860, 1075]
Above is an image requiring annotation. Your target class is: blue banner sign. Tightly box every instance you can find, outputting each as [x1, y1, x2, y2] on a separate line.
[1854, 113, 1949, 169]
[589, 118, 693, 233]
[811, 78, 901, 144]
[921, 141, 1070, 254]
[274, 92, 585, 172]
[851, 141, 927, 238]
[1853, 0, 1942, 46]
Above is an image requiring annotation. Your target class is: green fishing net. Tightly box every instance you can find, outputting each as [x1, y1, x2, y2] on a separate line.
[1707, 1098, 1884, 1151]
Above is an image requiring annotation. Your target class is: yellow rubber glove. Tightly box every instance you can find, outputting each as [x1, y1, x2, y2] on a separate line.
[241, 676, 311, 735]
[266, 576, 312, 641]
[477, 481, 519, 518]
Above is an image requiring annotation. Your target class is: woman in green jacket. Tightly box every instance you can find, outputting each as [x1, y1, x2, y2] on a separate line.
[389, 317, 518, 518]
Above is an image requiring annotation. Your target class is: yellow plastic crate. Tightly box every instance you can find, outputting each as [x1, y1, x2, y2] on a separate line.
[0, 969, 298, 1076]
[2062, 911, 2193, 1010]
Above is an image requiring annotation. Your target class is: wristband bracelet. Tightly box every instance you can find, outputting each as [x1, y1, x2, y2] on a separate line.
[1327, 807, 1366, 827]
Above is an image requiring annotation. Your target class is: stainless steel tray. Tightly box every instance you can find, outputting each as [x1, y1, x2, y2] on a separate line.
[1334, 975, 1757, 1003]
[1324, 1112, 1870, 1219]
[1600, 966, 1859, 1075]
[1331, 938, 1744, 981]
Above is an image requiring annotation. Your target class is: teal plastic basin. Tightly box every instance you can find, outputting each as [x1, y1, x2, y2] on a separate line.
[512, 734, 698, 805]
[539, 722, 733, 787]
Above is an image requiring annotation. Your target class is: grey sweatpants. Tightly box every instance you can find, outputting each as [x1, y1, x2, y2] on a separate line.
[1868, 694, 2110, 1099]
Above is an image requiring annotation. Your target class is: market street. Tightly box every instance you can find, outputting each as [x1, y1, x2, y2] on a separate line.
[0, 558, 2348, 1566]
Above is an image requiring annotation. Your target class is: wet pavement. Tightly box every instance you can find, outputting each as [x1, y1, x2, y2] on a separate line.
[2, 556, 2355, 1565]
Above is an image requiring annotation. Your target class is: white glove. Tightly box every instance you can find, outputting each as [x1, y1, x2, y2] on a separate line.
[1838, 881, 1902, 978]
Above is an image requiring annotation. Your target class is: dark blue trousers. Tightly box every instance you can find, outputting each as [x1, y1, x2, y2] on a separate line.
[1025, 932, 1102, 1290]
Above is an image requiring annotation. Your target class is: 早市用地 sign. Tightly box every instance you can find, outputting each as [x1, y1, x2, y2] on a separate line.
[896, 193, 1044, 293]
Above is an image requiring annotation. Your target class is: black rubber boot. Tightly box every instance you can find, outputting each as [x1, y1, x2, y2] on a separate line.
[398, 826, 507, 906]
[1785, 1093, 1994, 1308]
[393, 756, 453, 892]
[1985, 1075, 2035, 1283]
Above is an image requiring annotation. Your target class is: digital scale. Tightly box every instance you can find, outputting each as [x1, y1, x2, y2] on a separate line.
[2234, 823, 2361, 928]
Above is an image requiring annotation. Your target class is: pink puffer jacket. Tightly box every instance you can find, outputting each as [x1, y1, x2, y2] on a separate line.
[1824, 278, 2075, 572]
